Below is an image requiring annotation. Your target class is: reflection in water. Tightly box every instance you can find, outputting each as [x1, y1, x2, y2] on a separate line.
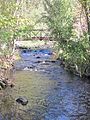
[0, 48, 90, 120]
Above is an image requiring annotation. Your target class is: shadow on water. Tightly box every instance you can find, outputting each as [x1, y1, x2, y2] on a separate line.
[0, 48, 90, 120]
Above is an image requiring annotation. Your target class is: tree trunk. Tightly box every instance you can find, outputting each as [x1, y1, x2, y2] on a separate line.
[82, 1, 90, 41]
[84, 2, 90, 41]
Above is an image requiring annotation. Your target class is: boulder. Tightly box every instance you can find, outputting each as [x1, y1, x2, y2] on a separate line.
[16, 97, 28, 106]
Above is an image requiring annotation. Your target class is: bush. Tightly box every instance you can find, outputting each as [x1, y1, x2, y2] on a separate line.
[58, 34, 90, 76]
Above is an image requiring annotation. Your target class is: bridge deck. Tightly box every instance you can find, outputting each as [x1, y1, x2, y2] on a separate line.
[31, 37, 52, 40]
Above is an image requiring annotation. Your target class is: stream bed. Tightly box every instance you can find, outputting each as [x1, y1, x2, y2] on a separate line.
[0, 48, 90, 120]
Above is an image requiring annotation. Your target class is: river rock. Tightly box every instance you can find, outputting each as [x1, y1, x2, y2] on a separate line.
[0, 86, 2, 90]
[23, 65, 35, 70]
[16, 97, 28, 105]
[10, 83, 15, 88]
[23, 67, 29, 70]
[35, 60, 42, 63]
[2, 79, 8, 86]
[48, 52, 52, 55]
[51, 60, 56, 63]
[23, 50, 27, 53]
[42, 61, 50, 65]
[0, 80, 7, 89]
[36, 56, 41, 59]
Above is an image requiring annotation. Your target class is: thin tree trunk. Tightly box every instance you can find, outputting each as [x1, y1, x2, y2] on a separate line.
[79, 0, 90, 40]
[84, 2, 90, 41]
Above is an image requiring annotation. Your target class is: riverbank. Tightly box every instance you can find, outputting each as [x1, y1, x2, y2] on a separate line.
[0, 55, 15, 90]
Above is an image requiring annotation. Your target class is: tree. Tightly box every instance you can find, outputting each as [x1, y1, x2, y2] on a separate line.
[79, 0, 90, 40]
[0, 0, 42, 56]
[43, 0, 73, 43]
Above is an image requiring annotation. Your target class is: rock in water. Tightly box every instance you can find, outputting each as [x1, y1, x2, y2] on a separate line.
[36, 56, 41, 59]
[0, 80, 7, 89]
[51, 60, 56, 63]
[16, 97, 28, 106]
[10, 83, 15, 88]
[0, 86, 2, 90]
[23, 67, 29, 70]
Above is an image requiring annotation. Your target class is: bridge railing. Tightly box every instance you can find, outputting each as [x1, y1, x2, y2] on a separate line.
[23, 29, 52, 41]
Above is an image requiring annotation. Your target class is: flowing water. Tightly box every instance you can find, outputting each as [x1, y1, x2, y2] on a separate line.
[0, 48, 90, 120]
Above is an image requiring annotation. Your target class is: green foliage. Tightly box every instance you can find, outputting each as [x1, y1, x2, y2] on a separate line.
[0, 0, 43, 48]
[59, 35, 90, 76]
[43, 0, 90, 77]
[14, 25, 33, 40]
[43, 0, 73, 42]
[0, 0, 35, 55]
[0, 0, 15, 55]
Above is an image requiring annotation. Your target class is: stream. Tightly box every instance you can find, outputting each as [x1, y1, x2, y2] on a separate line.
[0, 48, 90, 120]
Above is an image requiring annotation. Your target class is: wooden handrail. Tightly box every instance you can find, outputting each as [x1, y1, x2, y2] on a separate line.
[15, 29, 52, 41]
[30, 29, 50, 31]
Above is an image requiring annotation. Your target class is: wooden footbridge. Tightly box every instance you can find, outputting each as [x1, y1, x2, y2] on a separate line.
[14, 29, 53, 49]
[30, 29, 52, 40]
[18, 29, 53, 41]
